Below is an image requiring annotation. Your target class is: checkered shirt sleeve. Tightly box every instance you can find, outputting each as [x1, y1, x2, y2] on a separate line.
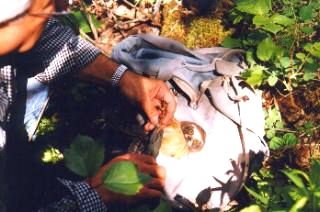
[39, 179, 107, 212]
[33, 18, 101, 83]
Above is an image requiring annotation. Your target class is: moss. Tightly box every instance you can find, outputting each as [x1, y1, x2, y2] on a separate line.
[160, 1, 187, 44]
[161, 1, 232, 48]
[186, 17, 231, 48]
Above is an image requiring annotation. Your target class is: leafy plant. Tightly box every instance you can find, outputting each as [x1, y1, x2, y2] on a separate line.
[64, 135, 105, 177]
[282, 159, 320, 211]
[102, 161, 151, 195]
[223, 0, 320, 90]
[63, 135, 153, 196]
[244, 160, 320, 211]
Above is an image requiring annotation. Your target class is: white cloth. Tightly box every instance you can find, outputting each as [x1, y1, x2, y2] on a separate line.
[0, 0, 32, 23]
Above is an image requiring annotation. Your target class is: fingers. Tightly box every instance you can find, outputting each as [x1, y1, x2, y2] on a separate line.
[138, 163, 166, 179]
[159, 90, 176, 126]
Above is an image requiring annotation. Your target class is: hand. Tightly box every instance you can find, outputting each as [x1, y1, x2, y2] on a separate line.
[88, 153, 166, 206]
[119, 71, 176, 131]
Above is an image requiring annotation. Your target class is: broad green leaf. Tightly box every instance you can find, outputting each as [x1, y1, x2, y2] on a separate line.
[222, 37, 242, 48]
[244, 65, 266, 86]
[299, 5, 313, 21]
[261, 23, 283, 34]
[64, 135, 104, 177]
[245, 49, 256, 66]
[253, 15, 270, 26]
[236, 0, 272, 15]
[257, 37, 276, 61]
[270, 14, 295, 26]
[279, 57, 291, 68]
[296, 53, 306, 60]
[244, 186, 268, 205]
[266, 129, 276, 139]
[289, 196, 308, 212]
[304, 43, 320, 58]
[102, 161, 151, 195]
[240, 205, 262, 212]
[267, 74, 278, 86]
[283, 133, 298, 146]
[269, 136, 285, 150]
[303, 71, 316, 81]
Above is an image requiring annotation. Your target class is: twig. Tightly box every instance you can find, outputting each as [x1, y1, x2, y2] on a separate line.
[79, 29, 109, 56]
[122, 0, 152, 20]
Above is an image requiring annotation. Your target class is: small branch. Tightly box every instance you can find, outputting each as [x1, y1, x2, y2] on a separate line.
[122, 0, 152, 20]
[79, 29, 109, 56]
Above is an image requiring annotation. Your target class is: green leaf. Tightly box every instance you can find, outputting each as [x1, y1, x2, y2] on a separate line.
[261, 23, 283, 34]
[102, 161, 151, 195]
[296, 53, 306, 60]
[240, 205, 262, 212]
[70, 11, 101, 33]
[303, 71, 316, 81]
[301, 26, 314, 35]
[283, 133, 298, 146]
[304, 43, 320, 58]
[244, 65, 266, 86]
[253, 15, 270, 26]
[282, 169, 309, 189]
[279, 57, 291, 68]
[71, 11, 91, 33]
[222, 37, 242, 48]
[64, 135, 104, 177]
[236, 0, 272, 15]
[267, 74, 278, 86]
[310, 160, 320, 187]
[257, 37, 276, 61]
[270, 14, 295, 26]
[244, 186, 269, 205]
[289, 196, 308, 212]
[269, 136, 285, 150]
[299, 5, 313, 21]
[245, 49, 256, 66]
[266, 128, 276, 139]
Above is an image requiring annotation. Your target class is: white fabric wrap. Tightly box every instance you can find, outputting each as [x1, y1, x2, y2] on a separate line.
[0, 0, 32, 23]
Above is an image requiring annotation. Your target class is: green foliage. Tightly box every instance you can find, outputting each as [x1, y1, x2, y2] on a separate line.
[245, 160, 320, 211]
[36, 116, 58, 136]
[264, 106, 299, 150]
[69, 10, 101, 34]
[282, 160, 320, 211]
[224, 0, 320, 89]
[64, 135, 104, 177]
[42, 147, 64, 164]
[102, 161, 151, 195]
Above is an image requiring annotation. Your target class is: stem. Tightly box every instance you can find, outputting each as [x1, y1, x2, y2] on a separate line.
[80, 0, 98, 41]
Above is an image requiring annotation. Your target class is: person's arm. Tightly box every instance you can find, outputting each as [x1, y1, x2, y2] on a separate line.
[78, 54, 176, 131]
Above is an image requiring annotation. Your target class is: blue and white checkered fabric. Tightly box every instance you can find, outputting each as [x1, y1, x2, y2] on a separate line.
[38, 179, 107, 212]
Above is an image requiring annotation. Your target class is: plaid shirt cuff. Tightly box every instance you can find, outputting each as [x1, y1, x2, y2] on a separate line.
[56, 178, 107, 212]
